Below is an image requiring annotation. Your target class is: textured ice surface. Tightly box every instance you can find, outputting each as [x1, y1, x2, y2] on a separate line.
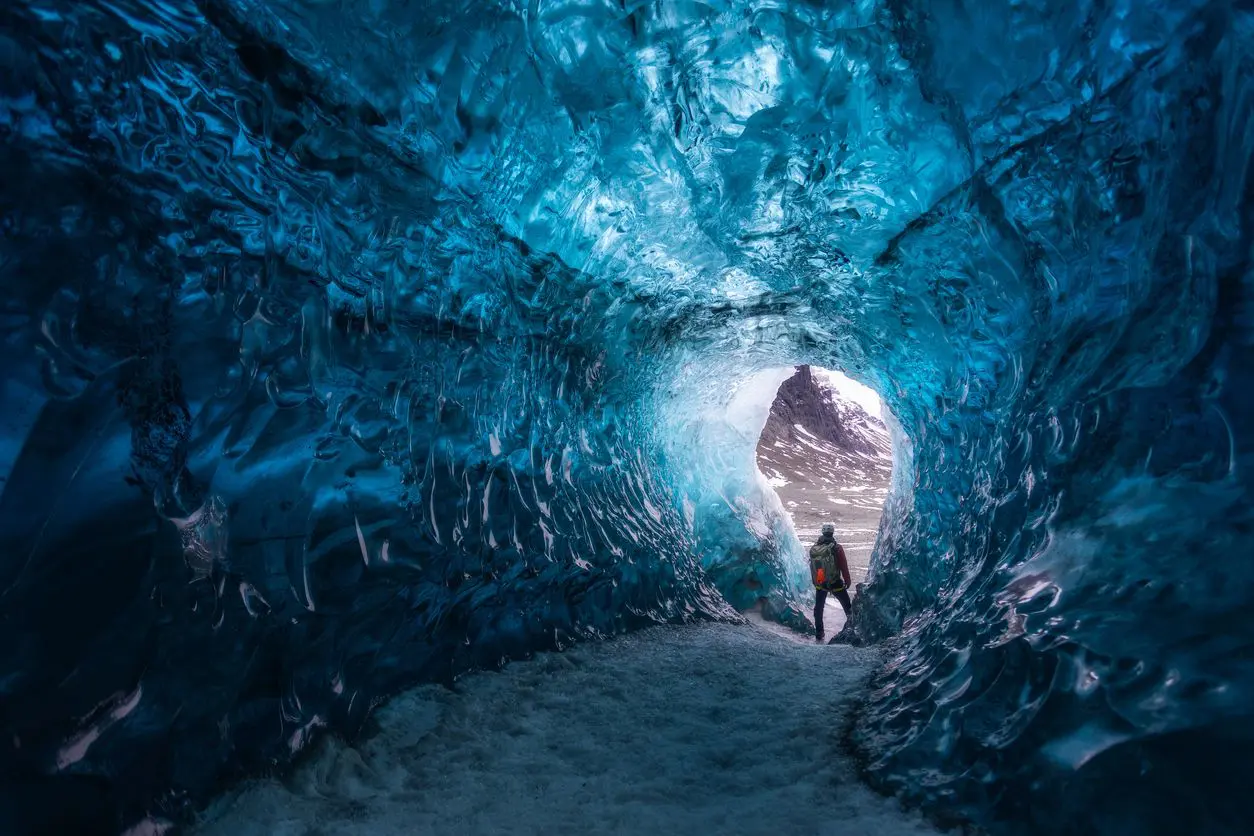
[191, 623, 938, 836]
[0, 0, 1252, 833]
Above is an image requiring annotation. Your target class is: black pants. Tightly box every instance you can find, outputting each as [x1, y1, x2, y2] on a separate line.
[814, 586, 852, 639]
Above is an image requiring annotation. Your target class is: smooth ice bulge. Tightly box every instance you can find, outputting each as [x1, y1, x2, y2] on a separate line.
[0, 0, 1251, 833]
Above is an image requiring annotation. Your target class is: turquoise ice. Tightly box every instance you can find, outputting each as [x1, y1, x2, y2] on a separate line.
[0, 0, 1250, 833]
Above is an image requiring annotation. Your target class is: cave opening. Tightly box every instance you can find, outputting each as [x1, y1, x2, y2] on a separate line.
[756, 366, 891, 571]
[753, 365, 894, 634]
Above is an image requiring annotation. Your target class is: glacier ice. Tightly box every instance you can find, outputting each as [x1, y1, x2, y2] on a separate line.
[0, 0, 1251, 833]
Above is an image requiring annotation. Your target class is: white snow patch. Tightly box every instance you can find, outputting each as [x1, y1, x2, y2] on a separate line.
[193, 624, 939, 836]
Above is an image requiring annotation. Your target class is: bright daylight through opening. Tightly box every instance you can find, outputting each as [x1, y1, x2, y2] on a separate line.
[755, 367, 893, 634]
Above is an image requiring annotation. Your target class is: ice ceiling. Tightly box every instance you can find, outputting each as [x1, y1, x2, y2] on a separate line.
[0, 0, 1252, 832]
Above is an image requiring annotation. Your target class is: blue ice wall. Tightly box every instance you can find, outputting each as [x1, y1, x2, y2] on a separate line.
[848, 3, 1254, 833]
[0, 0, 1251, 833]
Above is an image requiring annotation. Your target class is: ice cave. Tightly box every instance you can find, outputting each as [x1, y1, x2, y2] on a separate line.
[1, 0, 1251, 834]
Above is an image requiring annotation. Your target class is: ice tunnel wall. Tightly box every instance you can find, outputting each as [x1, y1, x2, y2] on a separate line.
[658, 364, 808, 620]
[2, 0, 1254, 833]
[845, 5, 1254, 834]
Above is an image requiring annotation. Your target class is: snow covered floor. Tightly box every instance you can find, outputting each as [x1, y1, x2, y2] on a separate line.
[193, 623, 938, 836]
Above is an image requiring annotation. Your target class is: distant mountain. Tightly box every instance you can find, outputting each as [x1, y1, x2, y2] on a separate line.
[758, 366, 886, 457]
[755, 366, 892, 581]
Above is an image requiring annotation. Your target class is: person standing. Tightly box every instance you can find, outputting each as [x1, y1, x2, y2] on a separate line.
[809, 523, 852, 643]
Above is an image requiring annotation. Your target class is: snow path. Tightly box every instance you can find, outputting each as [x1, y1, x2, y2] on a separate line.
[194, 623, 938, 836]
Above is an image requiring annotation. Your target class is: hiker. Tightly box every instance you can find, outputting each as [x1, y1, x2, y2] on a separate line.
[809, 523, 852, 643]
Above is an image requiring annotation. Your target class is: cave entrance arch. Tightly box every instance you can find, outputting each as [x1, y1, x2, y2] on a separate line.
[754, 366, 893, 606]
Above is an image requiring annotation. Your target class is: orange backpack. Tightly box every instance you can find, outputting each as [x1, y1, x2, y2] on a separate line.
[809, 541, 839, 588]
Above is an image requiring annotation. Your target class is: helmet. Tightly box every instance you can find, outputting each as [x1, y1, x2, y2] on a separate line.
[821, 523, 835, 536]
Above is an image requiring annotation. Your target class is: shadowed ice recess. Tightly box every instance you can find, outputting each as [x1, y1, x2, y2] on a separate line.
[1, 0, 1252, 833]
